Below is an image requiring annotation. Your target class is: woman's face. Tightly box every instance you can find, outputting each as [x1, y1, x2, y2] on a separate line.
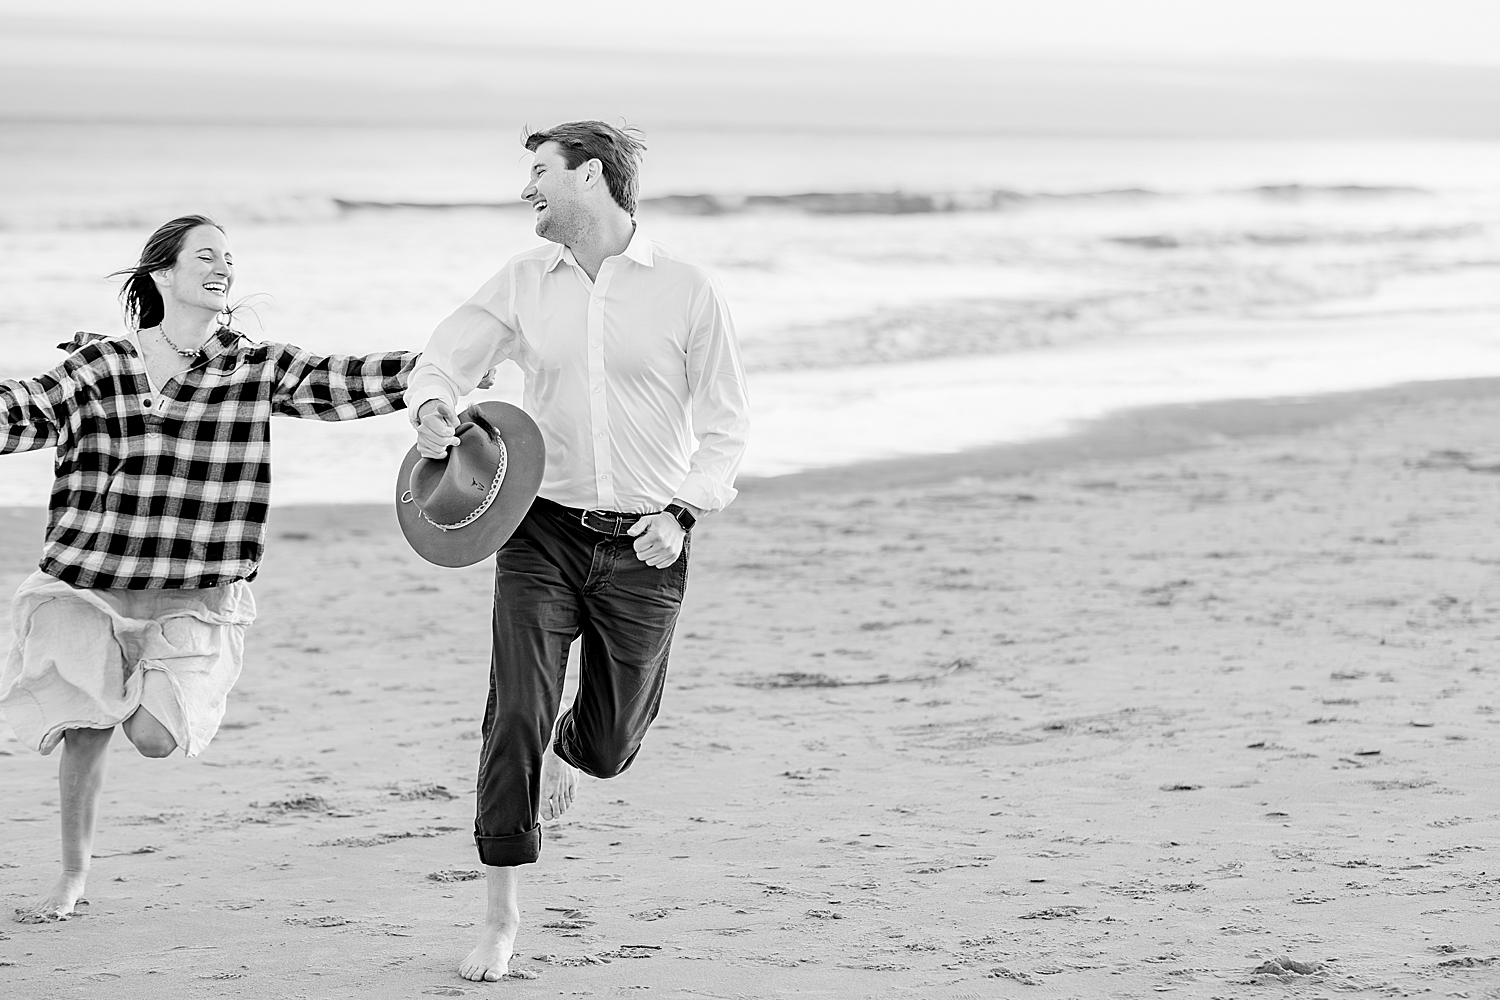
[153, 225, 233, 317]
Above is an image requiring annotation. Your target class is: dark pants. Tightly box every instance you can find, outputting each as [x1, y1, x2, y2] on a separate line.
[474, 497, 688, 867]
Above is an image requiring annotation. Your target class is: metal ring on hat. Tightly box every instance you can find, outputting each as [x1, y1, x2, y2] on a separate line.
[401, 438, 509, 532]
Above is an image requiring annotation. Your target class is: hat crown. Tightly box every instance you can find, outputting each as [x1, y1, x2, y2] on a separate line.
[409, 420, 505, 526]
[396, 401, 545, 568]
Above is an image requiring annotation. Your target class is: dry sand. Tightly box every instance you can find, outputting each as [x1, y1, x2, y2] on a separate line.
[2, 381, 1499, 999]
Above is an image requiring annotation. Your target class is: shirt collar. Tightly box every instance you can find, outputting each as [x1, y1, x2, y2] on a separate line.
[545, 224, 655, 272]
[620, 225, 655, 266]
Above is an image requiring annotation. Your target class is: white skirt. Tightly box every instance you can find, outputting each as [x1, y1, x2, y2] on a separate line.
[0, 570, 256, 757]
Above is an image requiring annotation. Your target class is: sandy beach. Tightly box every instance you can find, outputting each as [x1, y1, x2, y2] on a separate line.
[2, 379, 1499, 999]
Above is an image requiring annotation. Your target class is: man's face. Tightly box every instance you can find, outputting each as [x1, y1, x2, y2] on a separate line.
[521, 141, 585, 243]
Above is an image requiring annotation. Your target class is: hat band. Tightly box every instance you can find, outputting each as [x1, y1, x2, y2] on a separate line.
[402, 438, 509, 532]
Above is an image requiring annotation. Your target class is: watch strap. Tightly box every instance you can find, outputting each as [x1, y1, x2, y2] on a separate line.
[663, 502, 696, 532]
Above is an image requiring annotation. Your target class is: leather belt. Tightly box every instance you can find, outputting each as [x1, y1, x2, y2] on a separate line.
[538, 497, 662, 537]
[535, 499, 653, 538]
[579, 508, 650, 537]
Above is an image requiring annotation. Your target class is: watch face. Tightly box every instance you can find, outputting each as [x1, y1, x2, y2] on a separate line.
[666, 504, 695, 530]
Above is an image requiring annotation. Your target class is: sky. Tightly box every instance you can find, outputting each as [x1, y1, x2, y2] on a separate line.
[2, 1, 1497, 139]
[2, 0, 1499, 66]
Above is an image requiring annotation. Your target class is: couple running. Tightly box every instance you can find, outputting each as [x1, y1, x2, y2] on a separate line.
[0, 120, 751, 982]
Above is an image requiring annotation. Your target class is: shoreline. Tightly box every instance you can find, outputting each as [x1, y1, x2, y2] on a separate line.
[736, 374, 1500, 495]
[4, 375, 1497, 519]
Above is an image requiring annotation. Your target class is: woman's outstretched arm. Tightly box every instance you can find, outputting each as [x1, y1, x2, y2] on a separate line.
[0, 366, 75, 455]
[269, 345, 419, 421]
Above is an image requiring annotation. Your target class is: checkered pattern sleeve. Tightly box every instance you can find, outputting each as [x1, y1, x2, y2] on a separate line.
[269, 344, 418, 421]
[0, 363, 76, 455]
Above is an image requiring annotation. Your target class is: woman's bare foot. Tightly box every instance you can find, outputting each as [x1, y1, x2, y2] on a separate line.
[459, 866, 521, 982]
[540, 743, 578, 821]
[14, 870, 88, 923]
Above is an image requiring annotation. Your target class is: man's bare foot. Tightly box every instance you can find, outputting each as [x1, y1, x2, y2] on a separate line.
[459, 911, 520, 981]
[14, 870, 88, 923]
[540, 743, 578, 821]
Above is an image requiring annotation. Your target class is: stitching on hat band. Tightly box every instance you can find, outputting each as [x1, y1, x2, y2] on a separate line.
[411, 438, 509, 532]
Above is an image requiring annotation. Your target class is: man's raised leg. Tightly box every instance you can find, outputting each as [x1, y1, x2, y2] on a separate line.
[459, 865, 521, 981]
[14, 726, 114, 923]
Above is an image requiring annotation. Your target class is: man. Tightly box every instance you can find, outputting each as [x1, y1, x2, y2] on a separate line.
[406, 121, 749, 982]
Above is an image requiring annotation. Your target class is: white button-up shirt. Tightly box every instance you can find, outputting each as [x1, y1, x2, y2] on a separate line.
[406, 230, 750, 514]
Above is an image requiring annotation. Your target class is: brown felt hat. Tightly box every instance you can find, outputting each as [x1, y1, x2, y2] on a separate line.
[396, 402, 545, 567]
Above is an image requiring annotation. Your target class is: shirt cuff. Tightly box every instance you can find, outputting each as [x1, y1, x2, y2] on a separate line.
[673, 472, 738, 515]
[404, 380, 455, 428]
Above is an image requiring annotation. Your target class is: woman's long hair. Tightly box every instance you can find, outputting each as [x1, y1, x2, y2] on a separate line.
[109, 214, 225, 331]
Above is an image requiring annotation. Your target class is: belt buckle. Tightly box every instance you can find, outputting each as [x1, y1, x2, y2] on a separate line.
[581, 509, 622, 537]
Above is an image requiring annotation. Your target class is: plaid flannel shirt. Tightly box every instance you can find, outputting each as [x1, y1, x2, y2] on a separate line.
[0, 328, 416, 590]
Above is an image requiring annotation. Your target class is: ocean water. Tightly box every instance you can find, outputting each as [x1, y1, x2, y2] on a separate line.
[2, 123, 1499, 502]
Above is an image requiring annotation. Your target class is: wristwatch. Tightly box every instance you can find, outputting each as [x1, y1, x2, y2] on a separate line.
[662, 502, 697, 533]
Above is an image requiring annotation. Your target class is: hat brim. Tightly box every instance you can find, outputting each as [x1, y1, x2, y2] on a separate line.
[396, 401, 546, 568]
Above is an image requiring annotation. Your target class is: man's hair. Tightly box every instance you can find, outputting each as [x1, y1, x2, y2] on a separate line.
[524, 121, 647, 215]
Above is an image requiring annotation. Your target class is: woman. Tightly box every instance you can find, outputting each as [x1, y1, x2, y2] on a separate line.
[0, 215, 415, 922]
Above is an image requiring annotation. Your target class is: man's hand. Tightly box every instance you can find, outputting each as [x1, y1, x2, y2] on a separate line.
[627, 512, 685, 569]
[416, 399, 461, 459]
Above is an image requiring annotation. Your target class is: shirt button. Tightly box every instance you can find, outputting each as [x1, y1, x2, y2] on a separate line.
[591, 341, 600, 348]
[143, 399, 152, 407]
[593, 386, 601, 394]
[601, 474, 610, 480]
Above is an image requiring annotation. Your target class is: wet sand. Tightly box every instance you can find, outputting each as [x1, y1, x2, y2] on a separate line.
[2, 379, 1499, 998]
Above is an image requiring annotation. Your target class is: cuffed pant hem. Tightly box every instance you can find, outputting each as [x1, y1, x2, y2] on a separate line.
[475, 826, 542, 867]
[554, 730, 641, 780]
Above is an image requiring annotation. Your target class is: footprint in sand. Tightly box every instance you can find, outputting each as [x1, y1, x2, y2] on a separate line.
[284, 915, 350, 927]
[262, 795, 328, 812]
[14, 911, 67, 925]
[630, 907, 672, 921]
[392, 783, 457, 802]
[1251, 957, 1324, 977]
[532, 953, 607, 966]
[542, 918, 593, 930]
[14, 899, 89, 924]
[1019, 905, 1084, 919]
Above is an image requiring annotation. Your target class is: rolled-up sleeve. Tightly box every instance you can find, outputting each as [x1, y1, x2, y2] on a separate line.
[405, 265, 523, 425]
[674, 274, 750, 513]
[0, 367, 73, 455]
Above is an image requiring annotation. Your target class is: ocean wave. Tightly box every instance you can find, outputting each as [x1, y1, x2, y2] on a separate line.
[1109, 223, 1483, 250]
[1248, 183, 1428, 199]
[0, 181, 1438, 231]
[0, 196, 344, 232]
[335, 188, 1161, 216]
[337, 183, 1428, 217]
[741, 261, 1444, 372]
